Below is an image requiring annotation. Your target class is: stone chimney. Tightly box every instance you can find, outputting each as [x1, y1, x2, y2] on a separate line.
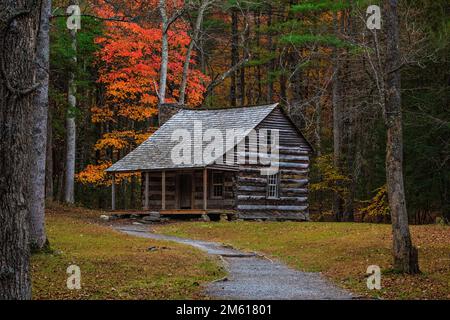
[158, 103, 184, 126]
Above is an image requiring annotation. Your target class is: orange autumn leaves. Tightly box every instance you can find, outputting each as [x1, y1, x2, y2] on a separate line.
[94, 130, 153, 151]
[77, 162, 112, 186]
[95, 1, 208, 111]
[77, 162, 139, 186]
[77, 0, 208, 186]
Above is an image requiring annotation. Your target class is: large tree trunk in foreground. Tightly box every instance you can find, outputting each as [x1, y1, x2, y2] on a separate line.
[0, 0, 39, 299]
[30, 0, 51, 250]
[384, 0, 419, 274]
[45, 105, 53, 201]
[65, 0, 78, 204]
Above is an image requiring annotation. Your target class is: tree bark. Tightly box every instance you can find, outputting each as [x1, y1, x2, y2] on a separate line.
[158, 0, 169, 104]
[0, 0, 40, 300]
[342, 7, 354, 222]
[238, 14, 249, 106]
[178, 0, 211, 106]
[267, 5, 274, 103]
[229, 8, 238, 106]
[254, 11, 262, 104]
[65, 1, 77, 204]
[332, 11, 343, 221]
[384, 0, 419, 274]
[30, 0, 51, 250]
[45, 106, 53, 201]
[239, 57, 245, 106]
[280, 72, 287, 104]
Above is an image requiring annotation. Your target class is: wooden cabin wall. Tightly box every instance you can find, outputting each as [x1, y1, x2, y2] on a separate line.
[236, 108, 311, 220]
[193, 170, 235, 210]
[141, 172, 177, 210]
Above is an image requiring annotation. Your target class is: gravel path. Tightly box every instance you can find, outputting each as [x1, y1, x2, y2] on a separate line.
[115, 224, 354, 300]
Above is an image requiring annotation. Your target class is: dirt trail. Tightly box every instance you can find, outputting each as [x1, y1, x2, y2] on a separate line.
[115, 224, 354, 300]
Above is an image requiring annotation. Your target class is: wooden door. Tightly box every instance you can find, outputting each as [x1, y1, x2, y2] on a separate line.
[179, 174, 192, 209]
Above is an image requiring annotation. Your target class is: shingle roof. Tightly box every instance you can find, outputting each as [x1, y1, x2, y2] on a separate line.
[106, 103, 279, 173]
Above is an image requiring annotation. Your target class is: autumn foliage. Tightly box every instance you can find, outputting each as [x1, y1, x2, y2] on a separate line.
[77, 0, 208, 186]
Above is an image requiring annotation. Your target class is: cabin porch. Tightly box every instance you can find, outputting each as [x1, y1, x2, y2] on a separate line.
[110, 168, 237, 216]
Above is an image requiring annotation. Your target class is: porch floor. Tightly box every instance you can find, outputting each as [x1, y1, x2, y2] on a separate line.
[109, 209, 237, 216]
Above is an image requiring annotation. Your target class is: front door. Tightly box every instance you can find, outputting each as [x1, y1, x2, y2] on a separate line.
[179, 174, 192, 209]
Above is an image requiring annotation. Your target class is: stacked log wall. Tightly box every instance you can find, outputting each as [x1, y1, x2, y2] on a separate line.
[236, 108, 311, 220]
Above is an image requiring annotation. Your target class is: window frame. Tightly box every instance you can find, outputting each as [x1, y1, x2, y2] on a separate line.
[266, 173, 280, 199]
[211, 171, 225, 200]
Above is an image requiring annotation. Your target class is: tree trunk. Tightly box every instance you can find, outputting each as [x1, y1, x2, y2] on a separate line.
[178, 0, 209, 106]
[332, 11, 343, 221]
[254, 11, 262, 104]
[230, 8, 238, 107]
[65, 1, 77, 204]
[342, 7, 354, 222]
[280, 72, 287, 104]
[0, 0, 40, 300]
[314, 100, 322, 156]
[384, 0, 419, 274]
[158, 0, 169, 104]
[45, 106, 53, 201]
[267, 5, 274, 103]
[239, 59, 245, 106]
[30, 0, 51, 250]
[238, 15, 249, 106]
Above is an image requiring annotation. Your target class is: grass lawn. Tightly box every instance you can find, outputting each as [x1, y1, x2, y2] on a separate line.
[31, 205, 225, 300]
[155, 221, 450, 300]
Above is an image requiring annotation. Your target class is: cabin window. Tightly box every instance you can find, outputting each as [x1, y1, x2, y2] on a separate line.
[267, 173, 280, 199]
[212, 172, 224, 199]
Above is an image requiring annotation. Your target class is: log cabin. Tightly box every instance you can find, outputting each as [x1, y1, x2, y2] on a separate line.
[106, 103, 313, 221]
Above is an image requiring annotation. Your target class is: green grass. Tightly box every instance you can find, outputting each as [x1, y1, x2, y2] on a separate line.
[31, 205, 225, 300]
[155, 221, 450, 300]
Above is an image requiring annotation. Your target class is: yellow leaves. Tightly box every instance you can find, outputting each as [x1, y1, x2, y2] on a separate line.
[360, 185, 390, 217]
[310, 154, 351, 196]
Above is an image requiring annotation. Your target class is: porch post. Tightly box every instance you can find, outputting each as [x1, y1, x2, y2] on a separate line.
[203, 168, 207, 210]
[144, 172, 149, 210]
[162, 170, 166, 210]
[111, 174, 116, 211]
[191, 171, 195, 209]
